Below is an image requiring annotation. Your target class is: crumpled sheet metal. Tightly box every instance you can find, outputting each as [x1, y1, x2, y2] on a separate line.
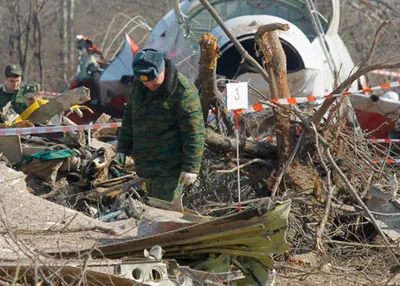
[366, 191, 400, 241]
[60, 198, 291, 266]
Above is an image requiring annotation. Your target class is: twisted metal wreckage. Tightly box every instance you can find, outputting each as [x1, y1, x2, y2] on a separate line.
[0, 164, 290, 285]
[0, 0, 400, 285]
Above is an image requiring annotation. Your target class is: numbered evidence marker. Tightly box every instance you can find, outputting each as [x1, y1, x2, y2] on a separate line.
[226, 82, 248, 110]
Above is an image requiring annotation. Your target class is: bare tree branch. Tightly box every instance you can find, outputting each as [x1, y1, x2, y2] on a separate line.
[198, 0, 270, 84]
[255, 23, 295, 165]
[312, 19, 400, 125]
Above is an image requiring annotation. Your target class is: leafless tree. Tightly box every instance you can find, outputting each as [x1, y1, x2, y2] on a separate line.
[3, 0, 48, 84]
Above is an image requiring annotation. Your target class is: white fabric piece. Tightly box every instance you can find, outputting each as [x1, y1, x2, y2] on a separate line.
[179, 171, 197, 185]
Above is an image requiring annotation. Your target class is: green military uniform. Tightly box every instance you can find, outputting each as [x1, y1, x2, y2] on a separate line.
[0, 86, 16, 112]
[20, 81, 41, 98]
[0, 64, 24, 112]
[11, 90, 28, 114]
[117, 55, 205, 201]
[0, 88, 26, 114]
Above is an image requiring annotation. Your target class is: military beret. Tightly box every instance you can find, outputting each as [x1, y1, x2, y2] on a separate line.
[132, 48, 165, 82]
[21, 81, 41, 98]
[5, 64, 22, 77]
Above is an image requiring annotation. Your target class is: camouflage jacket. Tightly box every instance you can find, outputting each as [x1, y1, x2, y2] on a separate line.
[0, 85, 15, 111]
[0, 85, 26, 114]
[11, 90, 28, 114]
[117, 59, 205, 178]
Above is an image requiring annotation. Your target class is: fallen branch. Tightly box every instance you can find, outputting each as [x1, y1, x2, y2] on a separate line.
[53, 177, 144, 202]
[271, 129, 305, 197]
[326, 148, 388, 243]
[294, 112, 389, 244]
[206, 129, 277, 159]
[378, 142, 391, 180]
[324, 239, 400, 249]
[94, 174, 135, 188]
[216, 158, 275, 174]
[313, 124, 334, 253]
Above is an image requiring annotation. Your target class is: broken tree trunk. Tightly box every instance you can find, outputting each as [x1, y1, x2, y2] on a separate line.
[195, 33, 221, 121]
[206, 129, 277, 159]
[195, 33, 233, 134]
[255, 23, 295, 165]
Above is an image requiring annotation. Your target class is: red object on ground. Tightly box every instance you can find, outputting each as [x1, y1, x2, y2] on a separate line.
[354, 109, 396, 138]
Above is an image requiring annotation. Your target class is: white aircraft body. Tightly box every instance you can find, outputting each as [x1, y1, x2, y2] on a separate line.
[144, 0, 358, 105]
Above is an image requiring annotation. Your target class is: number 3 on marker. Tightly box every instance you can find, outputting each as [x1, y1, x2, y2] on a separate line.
[235, 88, 240, 100]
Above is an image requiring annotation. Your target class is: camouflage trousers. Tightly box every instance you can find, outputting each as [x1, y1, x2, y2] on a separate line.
[144, 176, 183, 201]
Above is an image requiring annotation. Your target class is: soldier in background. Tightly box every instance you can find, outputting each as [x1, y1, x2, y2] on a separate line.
[13, 82, 46, 122]
[0, 64, 23, 112]
[13, 81, 92, 124]
[117, 48, 205, 211]
[21, 82, 44, 108]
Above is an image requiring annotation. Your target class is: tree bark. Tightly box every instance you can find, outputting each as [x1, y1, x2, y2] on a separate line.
[255, 23, 295, 165]
[195, 33, 233, 135]
[68, 0, 75, 76]
[206, 129, 277, 159]
[32, 0, 43, 85]
[62, 0, 68, 83]
[195, 33, 220, 121]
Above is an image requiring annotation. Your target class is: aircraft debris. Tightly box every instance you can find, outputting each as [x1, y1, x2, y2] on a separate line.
[1, 0, 400, 284]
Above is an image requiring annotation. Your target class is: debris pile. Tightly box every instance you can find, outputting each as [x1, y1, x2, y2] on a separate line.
[0, 84, 290, 284]
[1, 1, 400, 285]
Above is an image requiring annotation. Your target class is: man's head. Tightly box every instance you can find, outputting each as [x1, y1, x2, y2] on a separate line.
[132, 48, 166, 91]
[4, 64, 22, 92]
[21, 81, 42, 106]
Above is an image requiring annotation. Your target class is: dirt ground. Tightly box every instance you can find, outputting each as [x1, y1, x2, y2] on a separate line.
[273, 250, 400, 286]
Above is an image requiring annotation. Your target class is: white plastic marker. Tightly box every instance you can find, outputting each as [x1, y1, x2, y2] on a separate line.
[0, 122, 121, 136]
[370, 69, 400, 78]
[226, 82, 248, 212]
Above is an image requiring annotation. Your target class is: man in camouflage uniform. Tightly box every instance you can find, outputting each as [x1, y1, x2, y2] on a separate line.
[117, 48, 205, 211]
[12, 82, 46, 123]
[21, 82, 42, 107]
[0, 64, 25, 113]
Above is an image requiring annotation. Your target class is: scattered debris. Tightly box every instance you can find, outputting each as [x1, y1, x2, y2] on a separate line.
[1, 1, 400, 285]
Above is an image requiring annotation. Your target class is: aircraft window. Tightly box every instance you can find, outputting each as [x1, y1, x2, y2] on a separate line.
[217, 35, 304, 79]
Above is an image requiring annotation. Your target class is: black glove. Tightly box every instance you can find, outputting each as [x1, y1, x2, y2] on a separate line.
[120, 75, 134, 85]
[87, 63, 101, 75]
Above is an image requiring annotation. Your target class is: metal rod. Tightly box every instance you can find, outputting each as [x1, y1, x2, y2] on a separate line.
[235, 111, 241, 211]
